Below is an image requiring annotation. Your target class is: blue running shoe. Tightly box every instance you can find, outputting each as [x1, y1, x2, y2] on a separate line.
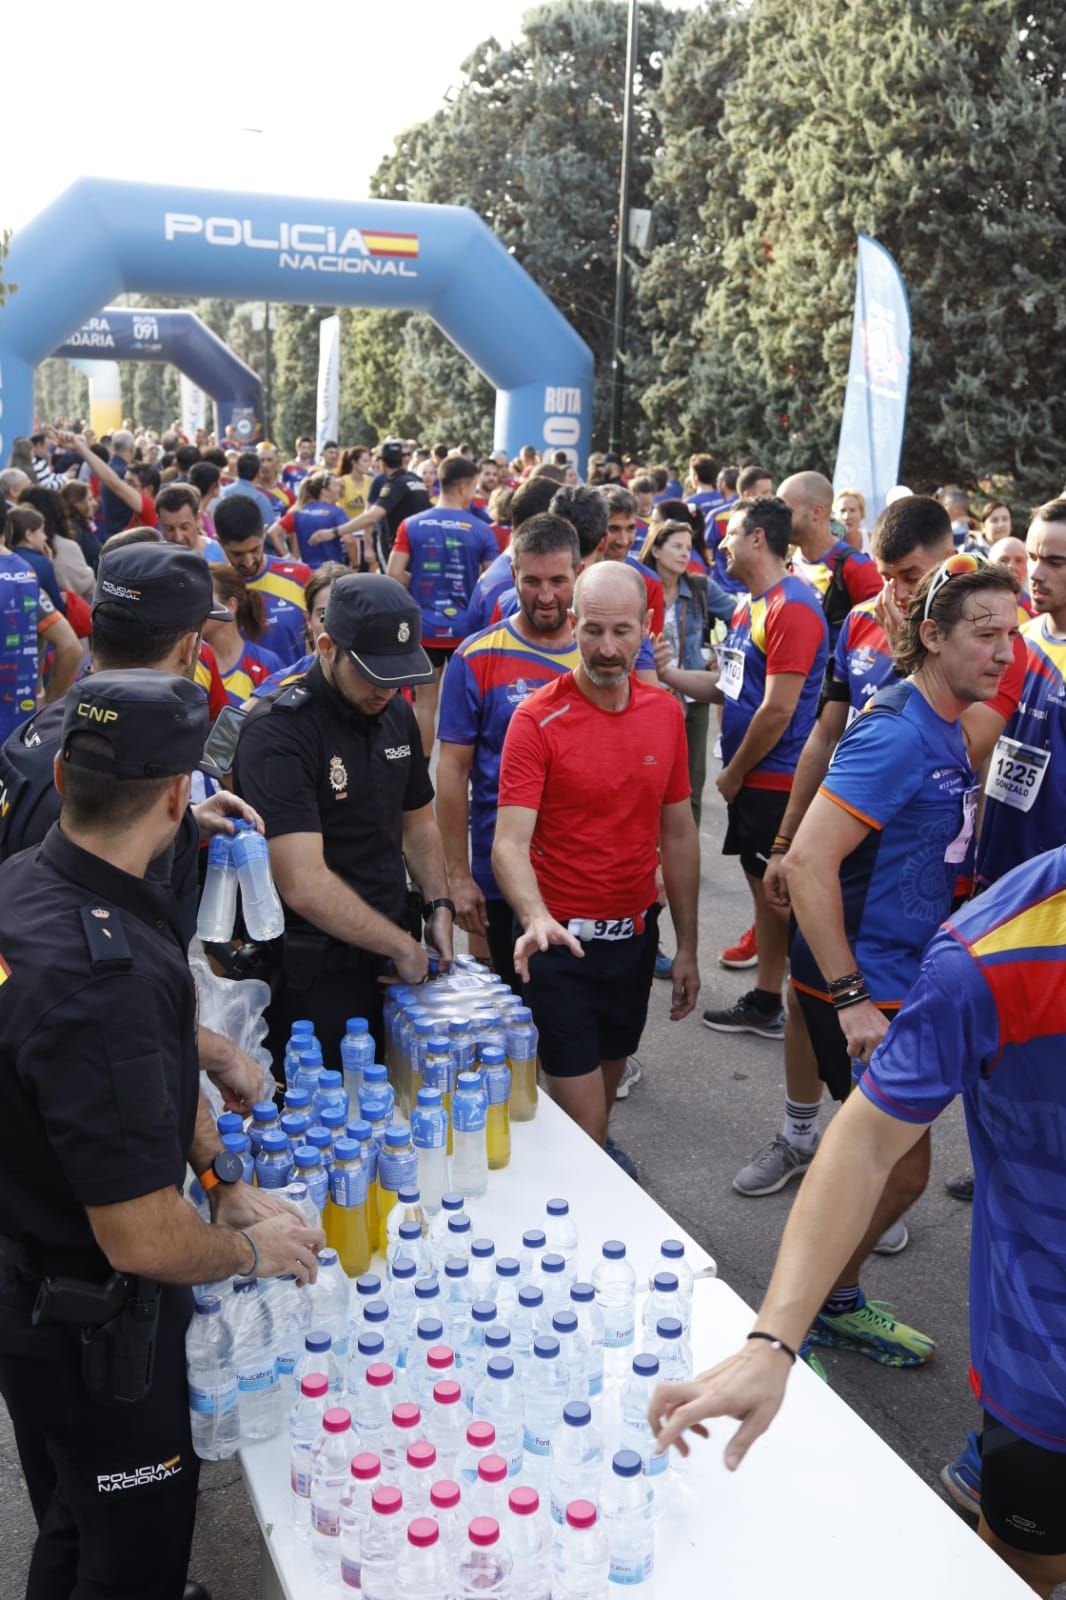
[940, 1430, 981, 1516]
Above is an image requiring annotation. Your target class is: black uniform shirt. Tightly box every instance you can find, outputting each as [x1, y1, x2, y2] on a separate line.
[368, 469, 431, 557]
[234, 661, 433, 934]
[0, 825, 198, 1272]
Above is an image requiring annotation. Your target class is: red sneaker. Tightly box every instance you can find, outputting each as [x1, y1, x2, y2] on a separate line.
[719, 924, 757, 969]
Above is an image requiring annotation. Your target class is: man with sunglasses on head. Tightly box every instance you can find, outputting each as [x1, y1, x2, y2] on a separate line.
[774, 555, 1018, 1367]
[342, 439, 431, 571]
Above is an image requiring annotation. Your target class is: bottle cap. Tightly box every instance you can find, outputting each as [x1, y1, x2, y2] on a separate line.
[441, 1192, 464, 1212]
[365, 1363, 394, 1388]
[471, 1237, 495, 1259]
[251, 1101, 277, 1123]
[318, 1070, 342, 1090]
[522, 1229, 546, 1250]
[317, 1247, 339, 1269]
[661, 1238, 684, 1259]
[541, 1253, 565, 1275]
[384, 1126, 409, 1148]
[444, 1257, 469, 1279]
[533, 1335, 560, 1360]
[364, 1063, 388, 1083]
[546, 1198, 569, 1216]
[513, 1006, 532, 1022]
[431, 1479, 461, 1509]
[259, 1129, 287, 1153]
[300, 1372, 328, 1397]
[321, 1107, 347, 1129]
[563, 1400, 591, 1428]
[357, 1333, 384, 1357]
[364, 1300, 389, 1324]
[392, 1402, 421, 1430]
[417, 1318, 445, 1343]
[570, 1281, 594, 1303]
[657, 1318, 683, 1340]
[652, 1272, 680, 1294]
[280, 1114, 309, 1140]
[479, 1046, 506, 1066]
[456, 1072, 481, 1091]
[485, 1327, 511, 1350]
[322, 1407, 351, 1433]
[415, 1277, 441, 1300]
[632, 1353, 660, 1378]
[371, 1485, 403, 1515]
[566, 1499, 598, 1530]
[292, 1019, 314, 1036]
[399, 1221, 422, 1241]
[407, 1516, 439, 1548]
[305, 1330, 332, 1352]
[392, 1256, 417, 1280]
[221, 1133, 249, 1155]
[427, 1345, 454, 1370]
[433, 1379, 461, 1406]
[518, 1286, 543, 1308]
[508, 1486, 540, 1516]
[467, 1420, 496, 1447]
[469, 1516, 500, 1547]
[293, 1146, 320, 1168]
[306, 1127, 332, 1152]
[416, 1088, 443, 1107]
[427, 1034, 450, 1051]
[351, 1452, 381, 1480]
[613, 1448, 643, 1477]
[486, 1357, 514, 1382]
[347, 1119, 372, 1142]
[345, 1016, 369, 1034]
[471, 1301, 497, 1324]
[398, 1187, 421, 1204]
[407, 1442, 437, 1471]
[333, 1137, 361, 1162]
[283, 1089, 310, 1109]
[602, 1239, 626, 1259]
[477, 1453, 507, 1484]
[194, 1296, 221, 1316]
[496, 1257, 520, 1278]
[356, 1274, 382, 1297]
[553, 1310, 578, 1336]
[447, 1215, 471, 1235]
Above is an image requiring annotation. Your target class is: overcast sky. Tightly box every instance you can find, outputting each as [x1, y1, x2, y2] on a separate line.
[4, 0, 698, 237]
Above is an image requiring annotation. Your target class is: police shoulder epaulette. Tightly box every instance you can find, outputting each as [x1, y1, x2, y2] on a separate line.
[274, 682, 313, 712]
[79, 904, 134, 973]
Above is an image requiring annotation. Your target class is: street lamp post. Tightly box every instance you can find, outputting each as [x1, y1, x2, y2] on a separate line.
[609, 0, 639, 454]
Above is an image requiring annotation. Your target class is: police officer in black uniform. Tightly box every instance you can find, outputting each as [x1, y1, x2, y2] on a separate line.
[345, 439, 430, 569]
[234, 573, 454, 1069]
[0, 671, 322, 1600]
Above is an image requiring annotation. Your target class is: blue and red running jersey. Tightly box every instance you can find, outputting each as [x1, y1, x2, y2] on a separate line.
[719, 575, 827, 790]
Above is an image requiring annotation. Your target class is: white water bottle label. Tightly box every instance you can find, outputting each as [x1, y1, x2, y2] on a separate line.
[189, 1380, 237, 1416]
[276, 1351, 298, 1379]
[523, 1426, 552, 1457]
[610, 1550, 653, 1585]
[237, 1362, 276, 1393]
[602, 1310, 634, 1349]
[341, 1556, 363, 1589]
[312, 1502, 341, 1538]
[290, 1451, 311, 1498]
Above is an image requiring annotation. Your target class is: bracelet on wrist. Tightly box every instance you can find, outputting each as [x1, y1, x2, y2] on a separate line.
[746, 1330, 797, 1363]
[826, 970, 865, 996]
[768, 844, 789, 857]
[237, 1228, 259, 1279]
[772, 834, 792, 850]
[832, 988, 872, 1012]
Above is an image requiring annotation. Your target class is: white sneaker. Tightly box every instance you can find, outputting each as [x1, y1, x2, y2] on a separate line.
[872, 1218, 909, 1255]
[713, 734, 723, 760]
[615, 1056, 643, 1100]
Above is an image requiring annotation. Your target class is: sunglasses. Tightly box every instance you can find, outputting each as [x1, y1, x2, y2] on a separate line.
[922, 550, 987, 621]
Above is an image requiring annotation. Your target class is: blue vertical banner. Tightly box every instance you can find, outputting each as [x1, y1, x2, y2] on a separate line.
[833, 234, 911, 521]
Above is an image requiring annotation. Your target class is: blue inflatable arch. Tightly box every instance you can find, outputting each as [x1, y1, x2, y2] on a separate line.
[0, 178, 594, 464]
[52, 307, 265, 444]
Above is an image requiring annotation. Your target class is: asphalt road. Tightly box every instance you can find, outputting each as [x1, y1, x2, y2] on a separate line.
[1, 790, 1011, 1596]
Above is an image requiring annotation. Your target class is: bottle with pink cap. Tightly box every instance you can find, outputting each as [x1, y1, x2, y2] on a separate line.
[456, 1515, 513, 1600]
[361, 1484, 405, 1600]
[427, 1378, 466, 1479]
[340, 1451, 381, 1592]
[429, 1478, 465, 1558]
[505, 1484, 552, 1600]
[470, 1452, 511, 1522]
[355, 1362, 395, 1463]
[310, 1405, 353, 1573]
[396, 1515, 451, 1600]
[553, 1499, 609, 1600]
[402, 1440, 440, 1516]
[383, 1400, 422, 1482]
[288, 1371, 329, 1535]
[456, 1418, 498, 1488]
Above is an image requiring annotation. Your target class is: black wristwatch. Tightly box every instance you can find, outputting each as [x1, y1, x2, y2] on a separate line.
[198, 1149, 245, 1194]
[423, 897, 456, 921]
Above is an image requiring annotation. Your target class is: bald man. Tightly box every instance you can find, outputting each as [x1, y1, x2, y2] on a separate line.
[779, 472, 882, 647]
[989, 535, 1033, 617]
[493, 561, 700, 1169]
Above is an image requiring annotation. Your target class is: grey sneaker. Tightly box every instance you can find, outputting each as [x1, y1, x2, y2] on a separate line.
[733, 1133, 816, 1196]
[615, 1056, 642, 1101]
[702, 991, 784, 1039]
[872, 1218, 909, 1255]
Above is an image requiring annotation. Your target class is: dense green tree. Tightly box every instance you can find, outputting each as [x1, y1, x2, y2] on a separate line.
[371, 0, 684, 447]
[34, 359, 89, 427]
[344, 310, 421, 443]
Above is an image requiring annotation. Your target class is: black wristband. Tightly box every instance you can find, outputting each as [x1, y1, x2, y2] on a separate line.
[826, 970, 865, 996]
[747, 1330, 797, 1363]
[832, 989, 872, 1012]
[423, 898, 456, 921]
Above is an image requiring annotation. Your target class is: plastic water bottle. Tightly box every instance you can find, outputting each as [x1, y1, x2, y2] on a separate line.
[457, 1418, 497, 1487]
[451, 1073, 489, 1200]
[649, 1317, 692, 1381]
[544, 1199, 579, 1277]
[443, 1257, 475, 1333]
[442, 1212, 473, 1267]
[591, 1242, 636, 1373]
[457, 1516, 514, 1600]
[354, 1362, 395, 1463]
[619, 1354, 668, 1499]
[642, 1271, 690, 1338]
[569, 1284, 605, 1400]
[361, 1483, 405, 1600]
[295, 1330, 343, 1401]
[231, 820, 285, 940]
[469, 1238, 496, 1300]
[456, 1300, 497, 1406]
[414, 1277, 450, 1337]
[289, 1371, 329, 1532]
[291, 1144, 327, 1214]
[494, 1256, 521, 1319]
[350, 1120, 381, 1246]
[341, 1016, 375, 1107]
[361, 1301, 400, 1371]
[359, 1063, 395, 1141]
[196, 832, 238, 942]
[221, 1131, 254, 1186]
[281, 1110, 310, 1147]
[421, 1035, 457, 1149]
[511, 1285, 550, 1382]
[553, 1500, 609, 1600]
[378, 1126, 419, 1251]
[217, 1110, 243, 1140]
[413, 1342, 456, 1413]
[549, 1401, 603, 1525]
[448, 1016, 476, 1078]
[384, 1400, 421, 1482]
[482, 1049, 512, 1170]
[552, 1310, 590, 1404]
[603, 1450, 654, 1595]
[389, 1258, 418, 1349]
[402, 1442, 440, 1517]
[519, 1229, 547, 1283]
[386, 1185, 428, 1249]
[522, 1335, 567, 1480]
[255, 1128, 293, 1190]
[471, 1452, 510, 1521]
[186, 1296, 240, 1461]
[648, 1238, 696, 1306]
[340, 1451, 382, 1591]
[227, 1279, 282, 1441]
[505, 1006, 539, 1123]
[390, 1220, 430, 1282]
[295, 1038, 325, 1096]
[284, 1085, 312, 1119]
[248, 1099, 280, 1159]
[284, 1019, 316, 1091]
[307, 1124, 335, 1172]
[326, 1137, 372, 1278]
[315, 1068, 349, 1125]
[507, 1485, 552, 1600]
[308, 1246, 350, 1363]
[397, 1514, 451, 1600]
[412, 1088, 449, 1215]
[429, 1479, 465, 1560]
[348, 1331, 386, 1397]
[472, 1356, 524, 1477]
[427, 1377, 465, 1477]
[428, 1192, 466, 1264]
[538, 1254, 570, 1319]
[270, 1274, 312, 1403]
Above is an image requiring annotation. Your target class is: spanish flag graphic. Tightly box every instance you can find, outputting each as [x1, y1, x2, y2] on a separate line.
[361, 231, 419, 259]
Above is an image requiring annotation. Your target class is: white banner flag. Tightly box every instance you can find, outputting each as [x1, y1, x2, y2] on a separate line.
[179, 373, 208, 441]
[315, 315, 341, 458]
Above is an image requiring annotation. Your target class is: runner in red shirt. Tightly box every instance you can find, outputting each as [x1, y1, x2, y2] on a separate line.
[494, 561, 700, 1168]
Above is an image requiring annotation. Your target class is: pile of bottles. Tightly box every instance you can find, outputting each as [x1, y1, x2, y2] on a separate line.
[187, 1197, 704, 1597]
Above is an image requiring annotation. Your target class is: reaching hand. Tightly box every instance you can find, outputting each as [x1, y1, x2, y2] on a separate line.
[192, 791, 264, 839]
[648, 1341, 793, 1469]
[837, 998, 889, 1066]
[513, 914, 584, 983]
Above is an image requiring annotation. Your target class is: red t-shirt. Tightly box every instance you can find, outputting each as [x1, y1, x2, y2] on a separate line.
[987, 630, 1027, 724]
[490, 522, 511, 556]
[126, 491, 158, 530]
[498, 673, 690, 920]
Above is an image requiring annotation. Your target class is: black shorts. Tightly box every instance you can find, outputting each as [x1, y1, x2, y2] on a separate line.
[424, 644, 457, 672]
[792, 983, 898, 1102]
[982, 1410, 1066, 1555]
[723, 788, 790, 879]
[485, 897, 521, 996]
[523, 906, 659, 1079]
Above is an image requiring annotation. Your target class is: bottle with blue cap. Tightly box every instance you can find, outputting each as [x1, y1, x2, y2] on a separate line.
[472, 1354, 525, 1477]
[518, 1228, 547, 1284]
[230, 817, 285, 941]
[591, 1241, 636, 1372]
[648, 1237, 697, 1305]
[522, 1334, 568, 1479]
[292, 1145, 328, 1215]
[479, 1325, 513, 1398]
[389, 1219, 430, 1282]
[620, 1352, 668, 1492]
[455, 1298, 498, 1406]
[441, 1210, 473, 1271]
[255, 1128, 294, 1190]
[295, 1328, 343, 1400]
[481, 1047, 512, 1170]
[511, 1285, 551, 1384]
[494, 1257, 522, 1321]
[314, 1068, 349, 1125]
[341, 1015, 375, 1107]
[451, 1072, 489, 1200]
[602, 1448, 654, 1594]
[283, 1019, 318, 1091]
[217, 1110, 243, 1141]
[360, 1299, 400, 1370]
[377, 1125, 419, 1250]
[569, 1283, 605, 1399]
[385, 1184, 427, 1252]
[196, 832, 238, 943]
[549, 1399, 603, 1525]
[442, 1256, 475, 1337]
[306, 1124, 335, 1172]
[225, 1278, 282, 1442]
[551, 1309, 590, 1404]
[348, 1119, 380, 1246]
[347, 1329, 386, 1396]
[358, 1063, 395, 1143]
[294, 1039, 325, 1100]
[325, 1137, 371, 1277]
[421, 1035, 457, 1154]
[428, 1191, 466, 1266]
[412, 1274, 451, 1342]
[249, 1099, 281, 1160]
[412, 1086, 449, 1215]
[307, 1246, 350, 1363]
[537, 1254, 570, 1320]
[469, 1237, 496, 1300]
[411, 1017, 440, 1106]
[320, 1105, 348, 1151]
[642, 1269, 691, 1338]
[186, 1295, 240, 1460]
[648, 1316, 692, 1382]
[280, 1111, 310, 1147]
[222, 1131, 254, 1186]
[474, 1010, 508, 1062]
[544, 1198, 579, 1277]
[283, 1085, 311, 1119]
[448, 1016, 476, 1078]
[505, 1005, 539, 1122]
[388, 1258, 418, 1367]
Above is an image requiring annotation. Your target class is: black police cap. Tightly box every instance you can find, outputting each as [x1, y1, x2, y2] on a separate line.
[92, 544, 229, 632]
[380, 439, 407, 469]
[61, 670, 211, 779]
[323, 573, 434, 687]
